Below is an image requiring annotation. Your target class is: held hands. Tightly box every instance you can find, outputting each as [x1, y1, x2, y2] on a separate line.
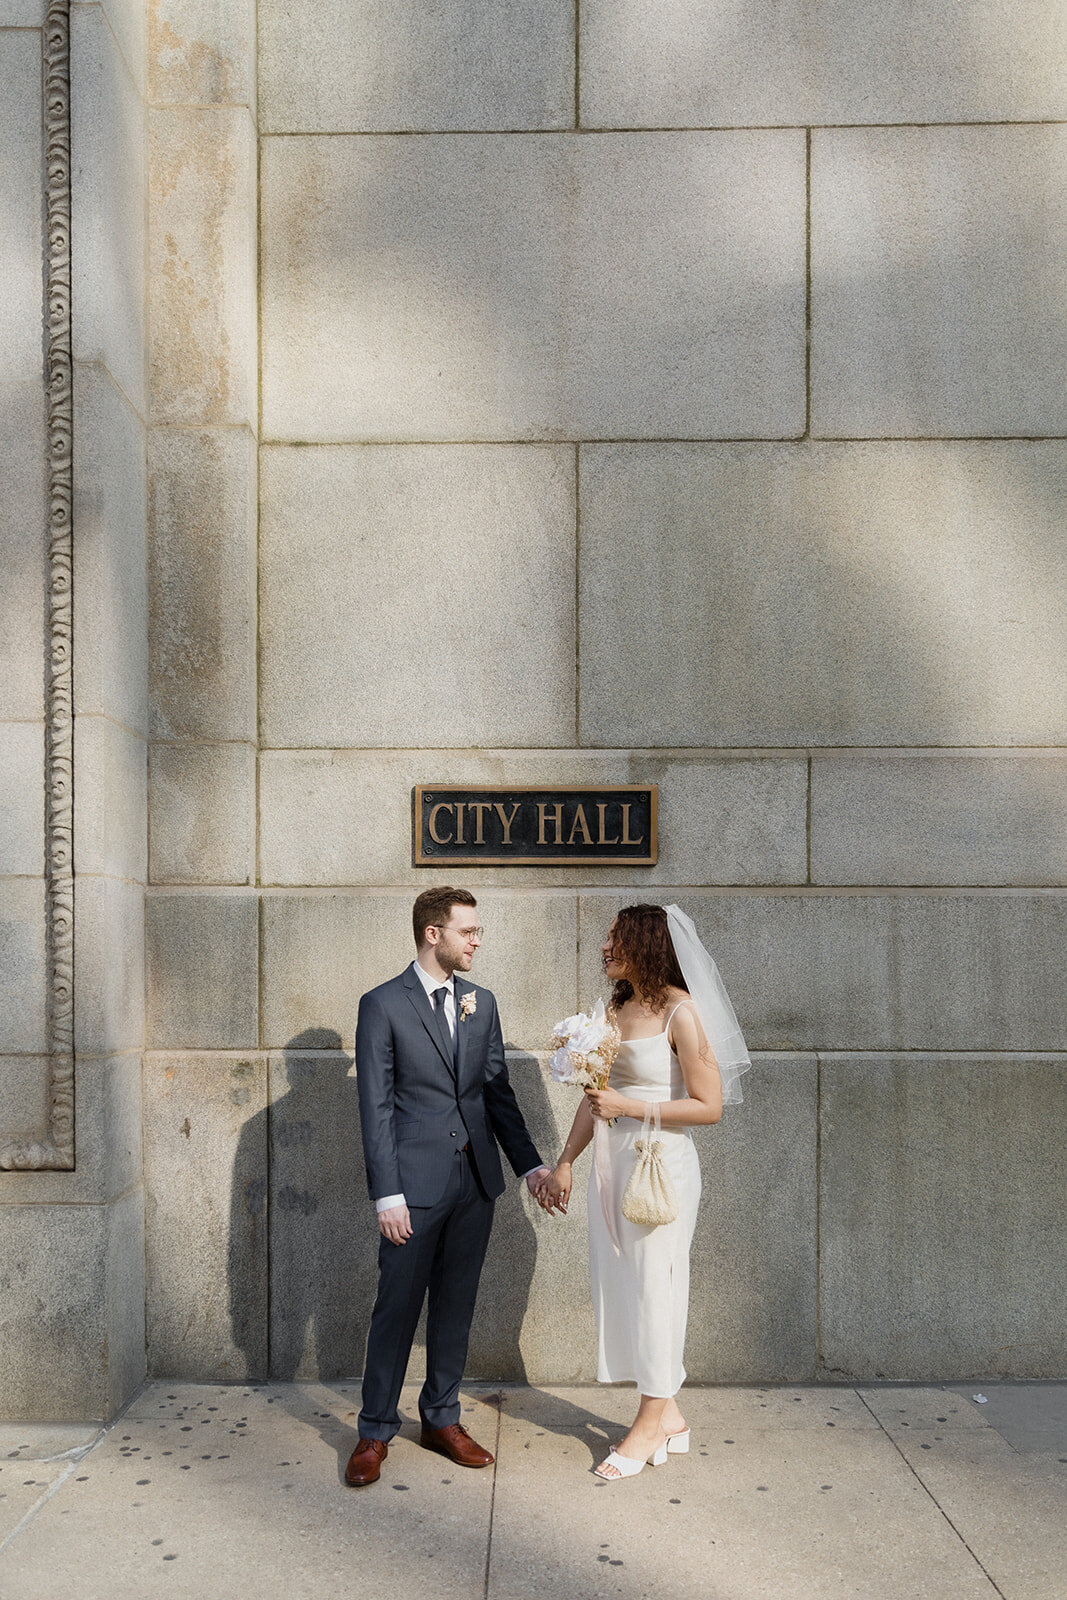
[526, 1165, 570, 1219]
[525, 1165, 552, 1199]
[378, 1203, 413, 1246]
[535, 1163, 571, 1216]
[524, 1164, 568, 1217]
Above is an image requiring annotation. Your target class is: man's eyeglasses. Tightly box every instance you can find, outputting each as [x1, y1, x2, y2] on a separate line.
[433, 924, 484, 942]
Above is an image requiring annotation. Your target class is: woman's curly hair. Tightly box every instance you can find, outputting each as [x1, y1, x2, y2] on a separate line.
[607, 904, 688, 1013]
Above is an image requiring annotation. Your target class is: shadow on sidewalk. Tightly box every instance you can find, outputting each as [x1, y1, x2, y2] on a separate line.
[495, 1386, 622, 1467]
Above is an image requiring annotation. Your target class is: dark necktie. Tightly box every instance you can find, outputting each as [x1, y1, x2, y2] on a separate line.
[433, 986, 456, 1062]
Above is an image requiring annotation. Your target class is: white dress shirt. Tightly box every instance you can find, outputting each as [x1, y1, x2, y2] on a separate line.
[413, 957, 456, 1034]
[374, 959, 542, 1211]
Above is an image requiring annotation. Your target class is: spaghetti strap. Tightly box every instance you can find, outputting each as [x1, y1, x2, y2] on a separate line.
[665, 998, 696, 1035]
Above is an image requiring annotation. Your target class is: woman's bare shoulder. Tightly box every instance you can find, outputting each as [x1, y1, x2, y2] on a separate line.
[665, 992, 707, 1045]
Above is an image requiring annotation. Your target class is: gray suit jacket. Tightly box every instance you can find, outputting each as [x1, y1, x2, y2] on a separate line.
[355, 966, 541, 1207]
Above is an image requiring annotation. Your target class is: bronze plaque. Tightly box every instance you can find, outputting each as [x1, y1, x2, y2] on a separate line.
[413, 786, 657, 866]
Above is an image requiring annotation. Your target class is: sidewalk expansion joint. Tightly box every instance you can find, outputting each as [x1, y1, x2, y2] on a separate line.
[0, 1460, 80, 1562]
[483, 1390, 503, 1600]
[855, 1390, 1009, 1599]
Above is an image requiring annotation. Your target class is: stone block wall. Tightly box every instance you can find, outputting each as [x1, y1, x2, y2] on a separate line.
[3, 1, 1065, 1416]
[140, 0, 1066, 1389]
[0, 0, 148, 1419]
[142, 0, 259, 1392]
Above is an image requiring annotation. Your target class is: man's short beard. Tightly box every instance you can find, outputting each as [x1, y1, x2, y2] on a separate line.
[435, 939, 465, 977]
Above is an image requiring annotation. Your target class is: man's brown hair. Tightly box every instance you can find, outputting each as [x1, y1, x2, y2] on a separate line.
[412, 886, 478, 948]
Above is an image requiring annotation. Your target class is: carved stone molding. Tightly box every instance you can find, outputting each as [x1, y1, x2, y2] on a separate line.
[0, 0, 75, 1170]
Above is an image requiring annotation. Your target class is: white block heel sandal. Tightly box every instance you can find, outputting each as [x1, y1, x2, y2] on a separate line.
[595, 1441, 670, 1480]
[666, 1428, 691, 1454]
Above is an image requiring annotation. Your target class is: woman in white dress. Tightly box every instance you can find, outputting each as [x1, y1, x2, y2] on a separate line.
[539, 904, 749, 1480]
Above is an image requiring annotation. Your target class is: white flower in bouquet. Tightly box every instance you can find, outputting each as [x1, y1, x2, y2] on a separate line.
[548, 1045, 574, 1082]
[548, 999, 620, 1091]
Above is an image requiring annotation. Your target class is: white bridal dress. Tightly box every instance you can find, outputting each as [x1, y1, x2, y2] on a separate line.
[588, 1002, 702, 1398]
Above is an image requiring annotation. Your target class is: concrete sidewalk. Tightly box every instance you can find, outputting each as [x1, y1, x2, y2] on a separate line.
[1, 1382, 1065, 1600]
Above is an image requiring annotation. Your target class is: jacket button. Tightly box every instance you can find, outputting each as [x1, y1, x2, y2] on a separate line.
[449, 1130, 456, 1137]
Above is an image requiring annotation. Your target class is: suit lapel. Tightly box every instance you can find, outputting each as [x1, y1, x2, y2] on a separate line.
[455, 986, 482, 1086]
[454, 987, 469, 1082]
[402, 967, 455, 1076]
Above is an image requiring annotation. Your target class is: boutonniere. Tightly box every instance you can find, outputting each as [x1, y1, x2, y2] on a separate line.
[459, 991, 477, 1022]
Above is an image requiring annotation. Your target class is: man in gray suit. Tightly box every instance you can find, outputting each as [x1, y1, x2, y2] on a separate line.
[346, 886, 552, 1487]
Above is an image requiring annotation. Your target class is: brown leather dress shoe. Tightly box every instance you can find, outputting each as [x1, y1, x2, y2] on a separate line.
[345, 1437, 387, 1486]
[419, 1423, 494, 1468]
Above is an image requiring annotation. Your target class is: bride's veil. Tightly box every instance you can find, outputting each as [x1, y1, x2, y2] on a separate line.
[663, 903, 751, 1105]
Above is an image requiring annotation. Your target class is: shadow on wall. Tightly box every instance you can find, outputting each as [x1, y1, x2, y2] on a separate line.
[468, 1051, 556, 1383]
[228, 1028, 554, 1383]
[228, 1029, 368, 1381]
